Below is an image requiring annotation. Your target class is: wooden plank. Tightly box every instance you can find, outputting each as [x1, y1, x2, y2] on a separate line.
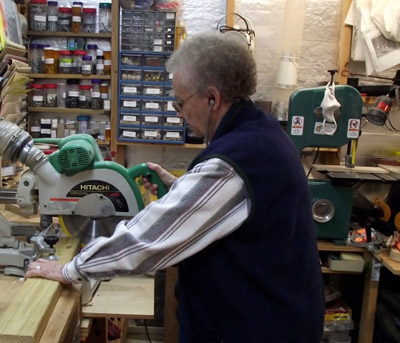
[163, 266, 179, 343]
[27, 31, 111, 39]
[110, 0, 119, 160]
[40, 285, 81, 343]
[358, 252, 379, 343]
[312, 164, 389, 174]
[374, 249, 400, 275]
[82, 275, 154, 319]
[0, 238, 80, 343]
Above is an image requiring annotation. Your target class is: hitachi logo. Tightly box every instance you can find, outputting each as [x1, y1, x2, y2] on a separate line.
[80, 184, 110, 191]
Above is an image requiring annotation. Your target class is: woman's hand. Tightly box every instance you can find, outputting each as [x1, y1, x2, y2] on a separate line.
[25, 258, 71, 285]
[142, 162, 177, 195]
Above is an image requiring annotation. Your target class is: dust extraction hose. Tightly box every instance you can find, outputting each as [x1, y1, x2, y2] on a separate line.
[0, 119, 46, 170]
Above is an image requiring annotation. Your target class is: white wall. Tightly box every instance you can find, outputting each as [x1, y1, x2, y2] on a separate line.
[126, 0, 400, 169]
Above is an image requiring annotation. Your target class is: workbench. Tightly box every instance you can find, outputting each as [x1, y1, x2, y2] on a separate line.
[0, 205, 155, 343]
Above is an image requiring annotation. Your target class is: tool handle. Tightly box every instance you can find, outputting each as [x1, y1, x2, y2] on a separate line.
[127, 163, 168, 198]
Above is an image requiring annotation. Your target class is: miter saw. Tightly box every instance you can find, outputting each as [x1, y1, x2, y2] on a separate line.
[0, 119, 167, 277]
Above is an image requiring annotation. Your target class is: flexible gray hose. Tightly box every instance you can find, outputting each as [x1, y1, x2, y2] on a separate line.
[0, 119, 46, 169]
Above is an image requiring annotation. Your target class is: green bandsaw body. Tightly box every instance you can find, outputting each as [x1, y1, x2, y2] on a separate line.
[287, 85, 363, 241]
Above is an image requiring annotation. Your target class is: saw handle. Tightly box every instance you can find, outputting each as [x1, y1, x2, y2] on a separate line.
[128, 163, 168, 198]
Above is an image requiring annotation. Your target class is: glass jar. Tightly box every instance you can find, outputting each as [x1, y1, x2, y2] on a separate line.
[38, 44, 48, 73]
[71, 4, 82, 33]
[30, 118, 41, 138]
[79, 85, 92, 109]
[43, 83, 58, 107]
[81, 55, 92, 75]
[82, 7, 96, 33]
[91, 79, 102, 109]
[40, 44, 50, 73]
[53, 48, 60, 73]
[29, 43, 41, 73]
[105, 122, 111, 141]
[86, 44, 97, 73]
[57, 82, 67, 107]
[100, 82, 109, 100]
[58, 7, 72, 32]
[73, 50, 87, 74]
[59, 50, 73, 73]
[96, 52, 104, 75]
[103, 50, 111, 75]
[44, 47, 55, 74]
[28, 83, 44, 107]
[47, 1, 58, 31]
[66, 79, 79, 108]
[29, 0, 47, 31]
[99, 2, 112, 33]
[77, 115, 90, 133]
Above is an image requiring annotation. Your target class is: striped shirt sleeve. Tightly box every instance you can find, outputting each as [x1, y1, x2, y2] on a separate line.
[62, 158, 251, 284]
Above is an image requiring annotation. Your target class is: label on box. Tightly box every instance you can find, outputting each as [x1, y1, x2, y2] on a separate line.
[122, 130, 137, 138]
[166, 131, 180, 138]
[144, 116, 159, 123]
[123, 86, 137, 94]
[146, 88, 161, 95]
[146, 102, 160, 109]
[123, 115, 137, 122]
[166, 117, 181, 124]
[123, 100, 137, 108]
[143, 130, 158, 137]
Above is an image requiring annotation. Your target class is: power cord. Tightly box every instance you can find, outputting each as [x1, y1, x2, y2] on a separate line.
[144, 320, 153, 343]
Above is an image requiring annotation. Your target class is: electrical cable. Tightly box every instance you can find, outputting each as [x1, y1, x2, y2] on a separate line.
[306, 148, 320, 178]
[144, 320, 153, 343]
[205, 100, 215, 147]
[216, 13, 255, 52]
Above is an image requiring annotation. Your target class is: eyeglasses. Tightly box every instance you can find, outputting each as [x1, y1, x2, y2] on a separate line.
[172, 92, 197, 113]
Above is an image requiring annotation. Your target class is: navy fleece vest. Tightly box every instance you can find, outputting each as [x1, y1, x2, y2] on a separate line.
[177, 99, 325, 342]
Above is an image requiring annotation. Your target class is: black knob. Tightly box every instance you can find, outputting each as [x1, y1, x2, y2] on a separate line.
[44, 235, 59, 248]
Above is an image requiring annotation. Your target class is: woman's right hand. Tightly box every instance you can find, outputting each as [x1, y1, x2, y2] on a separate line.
[143, 162, 177, 195]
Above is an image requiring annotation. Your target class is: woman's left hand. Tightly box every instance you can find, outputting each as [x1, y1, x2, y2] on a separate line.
[25, 258, 71, 285]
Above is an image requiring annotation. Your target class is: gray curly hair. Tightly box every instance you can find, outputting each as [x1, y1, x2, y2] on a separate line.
[166, 31, 257, 102]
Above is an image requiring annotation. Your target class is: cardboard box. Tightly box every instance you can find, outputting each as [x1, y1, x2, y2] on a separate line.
[328, 252, 365, 273]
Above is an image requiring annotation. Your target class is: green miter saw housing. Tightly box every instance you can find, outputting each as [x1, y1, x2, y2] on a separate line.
[287, 85, 363, 241]
[30, 134, 168, 244]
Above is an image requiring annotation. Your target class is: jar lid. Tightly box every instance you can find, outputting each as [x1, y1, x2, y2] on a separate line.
[29, 83, 43, 89]
[48, 1, 58, 5]
[30, 0, 47, 3]
[59, 7, 72, 12]
[43, 84, 58, 89]
[83, 8, 97, 13]
[73, 50, 87, 55]
[77, 115, 91, 121]
[73, 1, 83, 6]
[79, 85, 92, 90]
[99, 2, 112, 9]
[82, 55, 92, 60]
[29, 43, 39, 48]
[59, 50, 72, 55]
[91, 79, 101, 84]
[86, 44, 98, 49]
[44, 47, 54, 50]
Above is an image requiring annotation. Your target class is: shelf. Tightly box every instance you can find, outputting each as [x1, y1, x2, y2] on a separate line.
[27, 31, 111, 39]
[28, 107, 110, 115]
[117, 142, 206, 149]
[29, 74, 111, 80]
[321, 266, 363, 274]
[317, 240, 365, 252]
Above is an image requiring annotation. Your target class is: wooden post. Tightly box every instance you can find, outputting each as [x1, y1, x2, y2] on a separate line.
[226, 0, 235, 26]
[337, 0, 353, 85]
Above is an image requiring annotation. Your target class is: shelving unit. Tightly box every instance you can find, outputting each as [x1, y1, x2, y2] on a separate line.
[26, 1, 118, 148]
